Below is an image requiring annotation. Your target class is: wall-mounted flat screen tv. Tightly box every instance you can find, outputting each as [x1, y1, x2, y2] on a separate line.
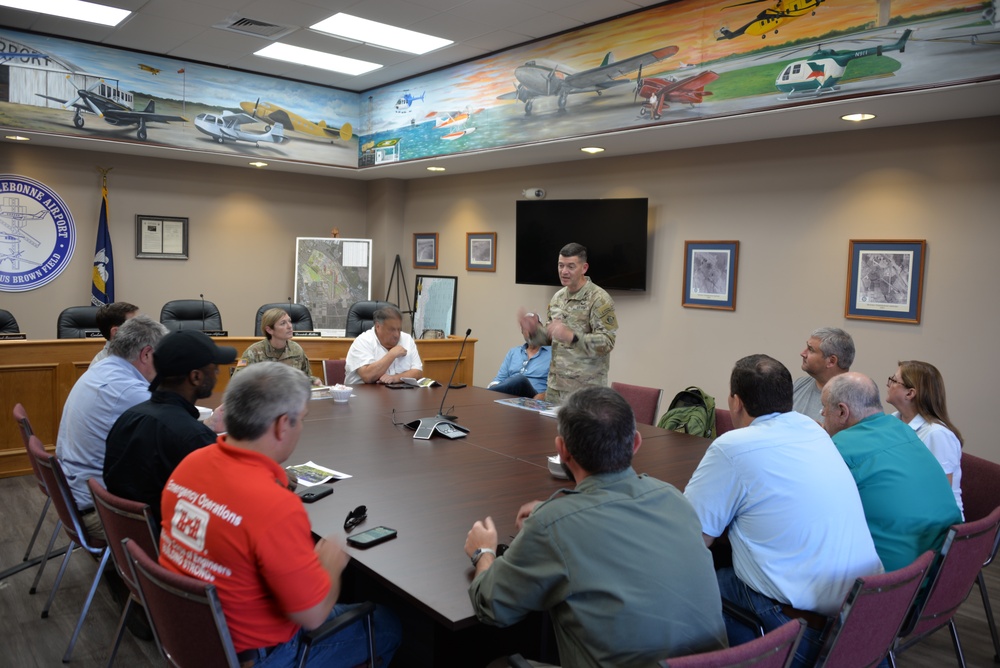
[515, 198, 648, 291]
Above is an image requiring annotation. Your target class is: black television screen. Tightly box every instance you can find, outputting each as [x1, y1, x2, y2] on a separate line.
[515, 198, 648, 291]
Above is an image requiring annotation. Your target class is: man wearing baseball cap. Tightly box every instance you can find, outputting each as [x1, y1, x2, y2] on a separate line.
[104, 330, 237, 527]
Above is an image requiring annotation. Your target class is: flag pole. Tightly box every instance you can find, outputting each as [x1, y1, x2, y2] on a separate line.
[92, 167, 115, 306]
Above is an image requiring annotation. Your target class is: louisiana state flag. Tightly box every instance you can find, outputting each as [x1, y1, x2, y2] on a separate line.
[91, 183, 115, 306]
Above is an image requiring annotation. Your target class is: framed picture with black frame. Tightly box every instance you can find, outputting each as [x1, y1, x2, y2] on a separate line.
[845, 239, 925, 324]
[413, 233, 438, 269]
[413, 274, 457, 337]
[135, 215, 188, 259]
[682, 241, 739, 311]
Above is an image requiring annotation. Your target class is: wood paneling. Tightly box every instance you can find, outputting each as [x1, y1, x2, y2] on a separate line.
[0, 336, 475, 477]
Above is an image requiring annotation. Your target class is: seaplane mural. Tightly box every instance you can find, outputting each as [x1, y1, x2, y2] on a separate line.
[194, 111, 285, 146]
[426, 108, 483, 140]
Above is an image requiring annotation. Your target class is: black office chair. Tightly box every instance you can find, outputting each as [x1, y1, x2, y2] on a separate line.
[0, 308, 19, 333]
[56, 306, 100, 338]
[160, 299, 223, 332]
[254, 303, 314, 336]
[346, 301, 396, 337]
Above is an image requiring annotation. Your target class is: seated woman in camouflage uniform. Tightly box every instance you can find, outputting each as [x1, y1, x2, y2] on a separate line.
[233, 308, 321, 385]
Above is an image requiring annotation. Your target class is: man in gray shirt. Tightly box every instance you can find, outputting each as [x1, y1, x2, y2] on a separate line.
[792, 326, 854, 423]
[464, 387, 727, 667]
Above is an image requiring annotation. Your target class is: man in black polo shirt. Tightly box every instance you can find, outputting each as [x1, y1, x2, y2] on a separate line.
[104, 329, 236, 527]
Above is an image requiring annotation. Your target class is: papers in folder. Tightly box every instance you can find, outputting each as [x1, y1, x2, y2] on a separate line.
[494, 397, 560, 417]
[285, 461, 352, 487]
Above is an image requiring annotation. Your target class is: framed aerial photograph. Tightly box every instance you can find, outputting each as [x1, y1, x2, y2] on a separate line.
[135, 215, 188, 259]
[682, 241, 739, 311]
[845, 239, 926, 324]
[466, 232, 496, 272]
[413, 233, 438, 269]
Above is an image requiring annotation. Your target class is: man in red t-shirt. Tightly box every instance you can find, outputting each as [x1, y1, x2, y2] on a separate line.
[159, 363, 400, 667]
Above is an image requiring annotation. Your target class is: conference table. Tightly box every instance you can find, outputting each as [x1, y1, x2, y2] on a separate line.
[283, 383, 712, 660]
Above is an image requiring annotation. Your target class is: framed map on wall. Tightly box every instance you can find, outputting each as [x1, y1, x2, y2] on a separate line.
[413, 275, 457, 337]
[294, 238, 372, 335]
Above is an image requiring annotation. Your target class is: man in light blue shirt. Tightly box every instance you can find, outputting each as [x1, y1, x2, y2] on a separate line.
[56, 315, 167, 539]
[684, 354, 881, 668]
[487, 322, 551, 398]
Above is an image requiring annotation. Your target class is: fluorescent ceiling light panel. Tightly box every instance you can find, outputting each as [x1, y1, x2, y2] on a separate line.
[0, 0, 130, 26]
[311, 13, 452, 55]
[254, 43, 381, 76]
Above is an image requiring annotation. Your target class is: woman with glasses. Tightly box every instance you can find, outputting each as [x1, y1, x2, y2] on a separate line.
[886, 360, 964, 517]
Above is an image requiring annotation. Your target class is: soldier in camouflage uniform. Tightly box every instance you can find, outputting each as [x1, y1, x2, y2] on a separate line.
[521, 242, 618, 404]
[234, 308, 321, 385]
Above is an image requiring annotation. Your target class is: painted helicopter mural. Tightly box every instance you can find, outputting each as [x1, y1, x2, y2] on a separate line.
[635, 66, 720, 120]
[775, 29, 912, 97]
[498, 46, 679, 115]
[718, 0, 825, 40]
[37, 79, 186, 141]
[395, 91, 424, 113]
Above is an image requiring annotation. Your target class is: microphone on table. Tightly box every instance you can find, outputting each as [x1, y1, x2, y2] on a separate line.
[200, 293, 206, 331]
[436, 328, 471, 420]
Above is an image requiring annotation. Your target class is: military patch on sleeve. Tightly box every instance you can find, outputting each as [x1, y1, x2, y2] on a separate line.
[596, 303, 617, 329]
[236, 359, 248, 367]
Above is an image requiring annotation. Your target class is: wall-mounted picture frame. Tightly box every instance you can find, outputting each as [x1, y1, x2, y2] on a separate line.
[682, 241, 739, 311]
[135, 215, 188, 259]
[413, 233, 438, 269]
[413, 274, 457, 336]
[467, 232, 497, 272]
[845, 239, 925, 324]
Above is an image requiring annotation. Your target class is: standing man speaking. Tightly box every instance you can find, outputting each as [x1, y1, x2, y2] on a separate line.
[520, 242, 617, 404]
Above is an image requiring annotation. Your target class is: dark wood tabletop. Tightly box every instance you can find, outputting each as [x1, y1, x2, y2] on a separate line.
[290, 384, 711, 630]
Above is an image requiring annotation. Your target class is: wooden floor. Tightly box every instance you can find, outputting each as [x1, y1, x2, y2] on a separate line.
[2, 472, 1000, 668]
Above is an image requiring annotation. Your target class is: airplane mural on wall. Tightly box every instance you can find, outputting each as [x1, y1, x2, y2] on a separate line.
[498, 46, 680, 115]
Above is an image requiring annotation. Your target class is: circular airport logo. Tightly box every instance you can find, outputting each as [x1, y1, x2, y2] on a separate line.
[0, 174, 76, 292]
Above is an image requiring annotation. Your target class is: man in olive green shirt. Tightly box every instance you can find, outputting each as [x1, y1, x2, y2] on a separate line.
[464, 387, 727, 667]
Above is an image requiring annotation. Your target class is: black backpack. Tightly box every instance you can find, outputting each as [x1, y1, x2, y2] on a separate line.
[657, 386, 716, 438]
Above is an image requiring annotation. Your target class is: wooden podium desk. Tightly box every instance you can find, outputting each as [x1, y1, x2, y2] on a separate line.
[0, 335, 475, 478]
[289, 385, 710, 632]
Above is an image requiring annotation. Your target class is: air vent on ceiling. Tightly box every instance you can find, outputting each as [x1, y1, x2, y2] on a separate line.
[214, 15, 297, 40]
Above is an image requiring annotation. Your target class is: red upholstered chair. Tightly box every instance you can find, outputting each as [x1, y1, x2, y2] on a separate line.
[714, 409, 735, 436]
[891, 506, 1000, 666]
[12, 404, 63, 574]
[88, 479, 160, 666]
[27, 435, 110, 662]
[960, 452, 1000, 660]
[813, 550, 935, 668]
[660, 618, 805, 668]
[324, 358, 347, 386]
[611, 382, 663, 426]
[125, 539, 378, 668]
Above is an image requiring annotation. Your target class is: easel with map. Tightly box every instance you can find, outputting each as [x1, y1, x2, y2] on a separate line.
[385, 254, 416, 334]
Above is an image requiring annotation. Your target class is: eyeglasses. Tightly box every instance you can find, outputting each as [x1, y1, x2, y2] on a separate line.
[344, 505, 367, 532]
[887, 375, 909, 388]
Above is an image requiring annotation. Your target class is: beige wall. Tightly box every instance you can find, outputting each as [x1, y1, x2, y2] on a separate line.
[1, 145, 368, 338]
[401, 116, 998, 460]
[2, 116, 997, 461]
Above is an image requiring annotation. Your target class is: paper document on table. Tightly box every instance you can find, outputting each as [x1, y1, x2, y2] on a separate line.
[286, 461, 352, 487]
[494, 397, 557, 413]
[401, 377, 440, 388]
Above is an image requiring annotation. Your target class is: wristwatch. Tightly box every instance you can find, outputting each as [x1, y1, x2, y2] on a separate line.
[471, 547, 496, 566]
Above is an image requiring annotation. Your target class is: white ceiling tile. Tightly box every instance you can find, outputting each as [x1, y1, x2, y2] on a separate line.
[555, 0, 637, 25]
[462, 29, 534, 53]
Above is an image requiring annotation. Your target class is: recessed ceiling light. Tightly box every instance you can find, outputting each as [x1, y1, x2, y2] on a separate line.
[5, 134, 30, 141]
[249, 161, 268, 168]
[841, 113, 876, 122]
[580, 147, 605, 154]
[427, 166, 446, 172]
[254, 43, 381, 76]
[0, 0, 130, 26]
[311, 13, 453, 55]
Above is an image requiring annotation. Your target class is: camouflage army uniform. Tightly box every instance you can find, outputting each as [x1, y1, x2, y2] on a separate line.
[233, 338, 319, 384]
[529, 278, 617, 404]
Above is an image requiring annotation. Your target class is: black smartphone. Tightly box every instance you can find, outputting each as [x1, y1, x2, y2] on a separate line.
[297, 484, 334, 503]
[347, 526, 398, 549]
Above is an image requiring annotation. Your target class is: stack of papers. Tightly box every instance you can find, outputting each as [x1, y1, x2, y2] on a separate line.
[401, 377, 440, 388]
[495, 397, 557, 414]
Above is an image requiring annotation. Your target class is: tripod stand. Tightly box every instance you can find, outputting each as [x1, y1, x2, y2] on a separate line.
[386, 254, 416, 334]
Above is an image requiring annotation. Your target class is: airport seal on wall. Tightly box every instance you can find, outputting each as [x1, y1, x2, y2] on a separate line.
[0, 174, 76, 292]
